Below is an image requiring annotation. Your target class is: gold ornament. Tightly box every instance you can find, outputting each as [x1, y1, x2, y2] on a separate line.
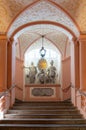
[38, 58, 47, 70]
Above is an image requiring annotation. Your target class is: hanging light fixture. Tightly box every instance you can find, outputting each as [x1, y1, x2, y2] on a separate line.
[40, 35, 46, 58]
[38, 35, 47, 70]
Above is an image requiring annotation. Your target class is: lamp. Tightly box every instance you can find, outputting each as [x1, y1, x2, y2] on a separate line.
[40, 35, 46, 57]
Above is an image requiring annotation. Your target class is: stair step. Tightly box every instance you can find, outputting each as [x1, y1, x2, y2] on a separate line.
[1, 118, 86, 124]
[7, 109, 79, 114]
[14, 100, 71, 104]
[14, 103, 72, 106]
[0, 124, 86, 128]
[1, 100, 85, 130]
[12, 106, 76, 110]
[5, 114, 83, 119]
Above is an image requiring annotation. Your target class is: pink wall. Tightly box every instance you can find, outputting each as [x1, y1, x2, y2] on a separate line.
[15, 87, 23, 100]
[15, 58, 23, 89]
[15, 58, 23, 100]
[61, 57, 71, 100]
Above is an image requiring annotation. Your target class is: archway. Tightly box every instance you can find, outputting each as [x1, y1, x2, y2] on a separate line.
[9, 22, 75, 102]
[6, 0, 80, 102]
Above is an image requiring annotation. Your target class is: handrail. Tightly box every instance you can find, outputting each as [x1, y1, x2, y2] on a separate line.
[78, 90, 86, 97]
[71, 85, 86, 97]
[16, 85, 23, 91]
[62, 85, 71, 93]
[0, 84, 15, 98]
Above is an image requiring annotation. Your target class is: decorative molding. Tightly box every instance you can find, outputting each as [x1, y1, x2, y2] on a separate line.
[79, 34, 86, 41]
[29, 86, 56, 98]
[0, 34, 7, 40]
[31, 88, 54, 96]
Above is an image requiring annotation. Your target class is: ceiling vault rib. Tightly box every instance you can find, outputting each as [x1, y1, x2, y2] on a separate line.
[64, 37, 68, 58]
[23, 36, 41, 57]
[45, 36, 63, 56]
[18, 38, 22, 60]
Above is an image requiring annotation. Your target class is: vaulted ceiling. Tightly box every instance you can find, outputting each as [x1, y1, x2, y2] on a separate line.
[0, 0, 86, 33]
[0, 0, 86, 60]
[17, 28, 69, 59]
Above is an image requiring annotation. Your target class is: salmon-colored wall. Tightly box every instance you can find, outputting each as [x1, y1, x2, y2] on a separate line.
[61, 57, 71, 100]
[15, 87, 23, 100]
[15, 58, 23, 100]
[80, 39, 86, 90]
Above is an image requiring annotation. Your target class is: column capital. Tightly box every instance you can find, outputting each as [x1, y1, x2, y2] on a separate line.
[8, 37, 14, 43]
[0, 33, 8, 40]
[72, 37, 80, 45]
[79, 34, 86, 41]
[8, 37, 17, 45]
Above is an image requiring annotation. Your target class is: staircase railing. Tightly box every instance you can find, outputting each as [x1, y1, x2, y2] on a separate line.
[15, 85, 23, 100]
[0, 85, 15, 119]
[71, 85, 86, 97]
[71, 85, 86, 118]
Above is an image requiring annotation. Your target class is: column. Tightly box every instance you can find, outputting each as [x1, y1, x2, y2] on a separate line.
[7, 38, 16, 88]
[0, 34, 8, 92]
[70, 38, 80, 106]
[79, 34, 86, 91]
[7, 38, 16, 107]
[71, 38, 80, 89]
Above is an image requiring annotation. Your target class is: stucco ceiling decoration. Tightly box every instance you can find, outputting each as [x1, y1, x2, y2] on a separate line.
[0, 0, 37, 33]
[17, 27, 68, 59]
[0, 0, 86, 34]
[18, 32, 40, 59]
[26, 38, 60, 55]
[8, 0, 79, 37]
[53, 0, 86, 33]
[46, 32, 67, 56]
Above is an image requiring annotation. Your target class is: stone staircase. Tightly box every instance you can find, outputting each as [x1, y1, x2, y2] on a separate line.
[0, 100, 86, 130]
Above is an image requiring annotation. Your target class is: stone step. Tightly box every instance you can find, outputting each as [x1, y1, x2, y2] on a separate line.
[7, 109, 80, 114]
[12, 106, 76, 110]
[15, 100, 71, 104]
[13, 103, 74, 106]
[2, 100, 85, 130]
[14, 102, 72, 106]
[1, 118, 86, 124]
[5, 113, 83, 119]
[0, 123, 86, 130]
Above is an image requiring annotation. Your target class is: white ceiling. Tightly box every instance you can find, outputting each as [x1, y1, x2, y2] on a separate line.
[16, 27, 70, 60]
